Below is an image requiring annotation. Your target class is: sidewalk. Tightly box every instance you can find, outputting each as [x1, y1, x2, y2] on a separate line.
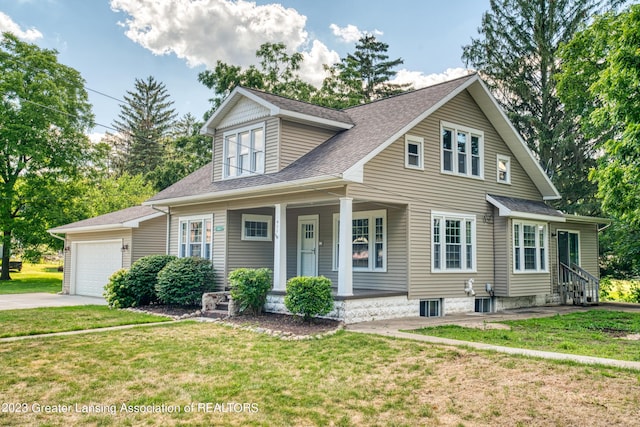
[346, 303, 640, 370]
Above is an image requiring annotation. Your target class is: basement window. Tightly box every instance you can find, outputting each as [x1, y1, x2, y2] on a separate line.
[475, 297, 492, 313]
[420, 299, 441, 317]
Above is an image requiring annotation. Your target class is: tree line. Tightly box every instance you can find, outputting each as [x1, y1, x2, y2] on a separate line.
[1, 0, 638, 279]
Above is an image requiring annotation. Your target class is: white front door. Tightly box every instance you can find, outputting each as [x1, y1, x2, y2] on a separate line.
[298, 215, 319, 276]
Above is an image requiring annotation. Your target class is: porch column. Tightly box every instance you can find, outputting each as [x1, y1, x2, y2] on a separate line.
[273, 203, 287, 292]
[338, 197, 353, 296]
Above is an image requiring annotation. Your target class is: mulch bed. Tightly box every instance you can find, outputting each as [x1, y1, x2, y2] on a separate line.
[132, 305, 342, 337]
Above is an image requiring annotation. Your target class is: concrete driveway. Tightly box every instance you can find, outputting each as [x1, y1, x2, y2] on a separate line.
[0, 293, 107, 310]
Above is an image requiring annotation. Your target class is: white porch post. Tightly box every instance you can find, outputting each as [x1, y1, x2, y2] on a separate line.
[338, 197, 353, 296]
[273, 203, 287, 291]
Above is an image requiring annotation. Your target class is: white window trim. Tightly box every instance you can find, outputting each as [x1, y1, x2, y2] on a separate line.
[513, 220, 548, 274]
[440, 120, 484, 180]
[497, 154, 511, 184]
[241, 214, 272, 241]
[405, 134, 424, 170]
[431, 211, 477, 273]
[178, 214, 213, 260]
[222, 122, 266, 179]
[332, 209, 387, 272]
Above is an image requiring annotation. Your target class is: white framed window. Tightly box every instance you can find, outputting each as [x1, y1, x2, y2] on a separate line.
[405, 134, 424, 170]
[475, 297, 492, 313]
[432, 212, 476, 272]
[223, 123, 265, 179]
[333, 209, 387, 272]
[241, 214, 272, 241]
[513, 221, 548, 273]
[441, 121, 484, 179]
[178, 215, 213, 259]
[497, 154, 511, 184]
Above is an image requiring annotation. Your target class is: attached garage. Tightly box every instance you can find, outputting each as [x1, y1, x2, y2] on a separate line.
[49, 206, 168, 297]
[72, 241, 123, 297]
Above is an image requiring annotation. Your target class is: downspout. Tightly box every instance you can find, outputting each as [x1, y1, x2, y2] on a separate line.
[48, 231, 66, 242]
[150, 205, 171, 254]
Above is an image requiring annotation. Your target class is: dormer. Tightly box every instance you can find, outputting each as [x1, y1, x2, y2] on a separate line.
[201, 87, 354, 182]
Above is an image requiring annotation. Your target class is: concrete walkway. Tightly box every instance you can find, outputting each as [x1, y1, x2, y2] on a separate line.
[0, 293, 107, 310]
[346, 303, 640, 370]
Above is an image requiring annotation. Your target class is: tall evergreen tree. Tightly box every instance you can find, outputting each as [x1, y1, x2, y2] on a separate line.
[462, 0, 623, 215]
[112, 76, 177, 177]
[315, 34, 412, 108]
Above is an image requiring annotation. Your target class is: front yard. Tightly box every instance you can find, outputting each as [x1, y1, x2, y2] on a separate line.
[0, 264, 62, 294]
[1, 308, 640, 426]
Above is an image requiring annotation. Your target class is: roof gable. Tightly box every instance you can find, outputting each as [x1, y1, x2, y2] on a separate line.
[201, 86, 354, 134]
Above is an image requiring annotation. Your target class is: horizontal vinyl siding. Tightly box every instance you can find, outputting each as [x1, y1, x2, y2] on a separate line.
[349, 89, 544, 299]
[493, 212, 509, 295]
[279, 120, 338, 169]
[227, 208, 275, 275]
[131, 216, 167, 262]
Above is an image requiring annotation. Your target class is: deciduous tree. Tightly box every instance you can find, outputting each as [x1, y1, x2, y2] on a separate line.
[0, 32, 93, 279]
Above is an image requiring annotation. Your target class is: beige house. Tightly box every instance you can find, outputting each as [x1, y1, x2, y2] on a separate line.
[49, 206, 167, 297]
[140, 73, 605, 323]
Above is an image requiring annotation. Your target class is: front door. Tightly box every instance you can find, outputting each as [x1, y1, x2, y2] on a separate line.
[558, 230, 580, 268]
[298, 215, 319, 276]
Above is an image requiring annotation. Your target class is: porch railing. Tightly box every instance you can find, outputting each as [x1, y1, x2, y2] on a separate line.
[559, 262, 599, 306]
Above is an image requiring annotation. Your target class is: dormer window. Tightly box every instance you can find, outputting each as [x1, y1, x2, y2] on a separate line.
[223, 123, 265, 179]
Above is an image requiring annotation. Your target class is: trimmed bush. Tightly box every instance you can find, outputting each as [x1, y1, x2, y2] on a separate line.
[284, 276, 334, 321]
[228, 268, 272, 315]
[155, 257, 215, 306]
[103, 269, 135, 309]
[128, 255, 177, 306]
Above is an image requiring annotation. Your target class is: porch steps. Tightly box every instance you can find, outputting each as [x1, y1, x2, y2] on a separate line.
[201, 291, 232, 319]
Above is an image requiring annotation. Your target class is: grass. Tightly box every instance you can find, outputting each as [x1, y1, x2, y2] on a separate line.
[0, 263, 63, 294]
[408, 309, 640, 361]
[1, 323, 639, 426]
[0, 306, 171, 338]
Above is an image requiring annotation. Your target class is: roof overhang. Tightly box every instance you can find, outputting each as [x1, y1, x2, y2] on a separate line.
[486, 194, 566, 223]
[563, 214, 611, 225]
[201, 87, 354, 135]
[144, 175, 347, 207]
[48, 211, 165, 234]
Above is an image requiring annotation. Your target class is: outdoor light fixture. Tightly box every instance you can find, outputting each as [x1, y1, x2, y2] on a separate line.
[121, 244, 129, 252]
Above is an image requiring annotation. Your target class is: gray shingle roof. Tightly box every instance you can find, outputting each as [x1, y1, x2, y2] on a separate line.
[487, 194, 564, 218]
[49, 205, 161, 232]
[147, 74, 477, 204]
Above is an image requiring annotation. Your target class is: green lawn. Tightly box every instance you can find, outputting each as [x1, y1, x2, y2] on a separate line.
[0, 306, 171, 338]
[1, 322, 639, 426]
[408, 309, 640, 361]
[0, 263, 63, 294]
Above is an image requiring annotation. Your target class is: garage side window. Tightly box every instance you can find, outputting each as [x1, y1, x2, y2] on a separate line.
[179, 216, 213, 259]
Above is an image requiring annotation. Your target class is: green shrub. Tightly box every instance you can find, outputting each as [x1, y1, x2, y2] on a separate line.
[103, 269, 135, 309]
[128, 255, 177, 306]
[155, 257, 215, 306]
[228, 268, 272, 315]
[284, 276, 334, 321]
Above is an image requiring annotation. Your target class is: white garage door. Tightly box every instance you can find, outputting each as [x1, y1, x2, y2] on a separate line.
[73, 241, 123, 297]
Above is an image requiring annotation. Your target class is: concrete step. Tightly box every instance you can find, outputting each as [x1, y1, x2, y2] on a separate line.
[202, 309, 229, 319]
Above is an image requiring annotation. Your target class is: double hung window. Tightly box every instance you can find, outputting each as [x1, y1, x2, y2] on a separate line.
[179, 216, 213, 259]
[223, 124, 265, 178]
[432, 212, 476, 272]
[333, 210, 386, 272]
[513, 221, 548, 273]
[441, 121, 483, 178]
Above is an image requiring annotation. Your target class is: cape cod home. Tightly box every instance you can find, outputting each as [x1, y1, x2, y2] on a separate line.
[51, 74, 605, 323]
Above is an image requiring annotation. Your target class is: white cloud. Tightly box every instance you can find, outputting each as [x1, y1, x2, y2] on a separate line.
[299, 40, 340, 87]
[391, 67, 473, 89]
[110, 0, 312, 68]
[329, 23, 383, 43]
[0, 11, 43, 41]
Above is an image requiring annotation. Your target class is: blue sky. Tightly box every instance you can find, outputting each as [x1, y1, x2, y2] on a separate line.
[1, 0, 490, 138]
